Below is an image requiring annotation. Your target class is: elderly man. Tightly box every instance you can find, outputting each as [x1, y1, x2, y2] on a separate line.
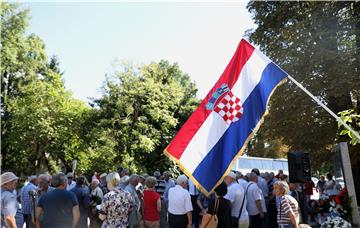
[36, 173, 80, 228]
[251, 168, 269, 228]
[224, 172, 249, 228]
[125, 174, 141, 228]
[1, 172, 20, 228]
[246, 172, 266, 228]
[37, 174, 53, 198]
[21, 175, 38, 228]
[168, 175, 193, 228]
[66, 172, 76, 191]
[274, 181, 299, 228]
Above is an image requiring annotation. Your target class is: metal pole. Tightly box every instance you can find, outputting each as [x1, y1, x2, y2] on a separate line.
[287, 75, 360, 141]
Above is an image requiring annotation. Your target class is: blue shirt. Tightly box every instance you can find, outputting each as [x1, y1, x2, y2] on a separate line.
[164, 179, 175, 200]
[21, 182, 37, 214]
[37, 188, 78, 228]
[1, 188, 20, 228]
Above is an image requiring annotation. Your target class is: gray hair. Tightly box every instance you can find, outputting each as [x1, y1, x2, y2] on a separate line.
[52, 173, 67, 187]
[38, 174, 51, 182]
[129, 174, 139, 182]
[106, 172, 121, 188]
[28, 175, 37, 183]
[91, 179, 100, 186]
[249, 172, 258, 181]
[145, 176, 157, 188]
[176, 174, 188, 185]
[274, 181, 290, 194]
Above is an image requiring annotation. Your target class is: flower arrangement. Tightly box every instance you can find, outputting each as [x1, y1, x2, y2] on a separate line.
[320, 216, 352, 228]
[319, 188, 352, 227]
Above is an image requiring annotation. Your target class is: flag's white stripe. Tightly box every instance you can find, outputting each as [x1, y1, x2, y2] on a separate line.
[179, 49, 271, 174]
[231, 49, 271, 101]
[179, 112, 228, 173]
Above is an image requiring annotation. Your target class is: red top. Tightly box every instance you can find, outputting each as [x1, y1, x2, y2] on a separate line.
[143, 189, 160, 221]
[305, 181, 315, 195]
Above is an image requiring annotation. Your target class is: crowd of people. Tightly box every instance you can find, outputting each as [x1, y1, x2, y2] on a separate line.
[1, 167, 341, 228]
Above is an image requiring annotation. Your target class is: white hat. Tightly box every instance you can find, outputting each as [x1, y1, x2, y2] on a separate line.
[100, 173, 107, 178]
[226, 171, 237, 180]
[66, 172, 74, 178]
[1, 172, 19, 185]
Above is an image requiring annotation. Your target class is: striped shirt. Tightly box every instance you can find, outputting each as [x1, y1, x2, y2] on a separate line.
[277, 195, 299, 225]
[155, 179, 166, 199]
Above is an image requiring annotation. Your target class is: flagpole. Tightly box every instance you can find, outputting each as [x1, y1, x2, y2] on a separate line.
[287, 75, 360, 141]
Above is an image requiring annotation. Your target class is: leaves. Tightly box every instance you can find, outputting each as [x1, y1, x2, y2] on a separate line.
[90, 60, 199, 174]
[246, 1, 360, 168]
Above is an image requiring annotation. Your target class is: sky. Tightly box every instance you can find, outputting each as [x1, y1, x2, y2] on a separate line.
[24, 2, 256, 103]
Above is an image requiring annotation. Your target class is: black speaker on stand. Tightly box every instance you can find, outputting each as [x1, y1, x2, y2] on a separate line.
[287, 151, 311, 183]
[287, 151, 311, 224]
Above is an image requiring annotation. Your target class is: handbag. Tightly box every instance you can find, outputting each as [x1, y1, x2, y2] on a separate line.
[203, 197, 219, 228]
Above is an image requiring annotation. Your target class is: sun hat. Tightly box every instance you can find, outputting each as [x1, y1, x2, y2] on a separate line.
[1, 172, 19, 185]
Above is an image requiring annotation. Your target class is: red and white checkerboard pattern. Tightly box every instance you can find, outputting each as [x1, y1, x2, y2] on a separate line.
[213, 91, 244, 124]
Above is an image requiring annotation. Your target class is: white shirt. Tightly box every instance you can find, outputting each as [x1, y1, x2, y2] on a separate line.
[246, 182, 266, 215]
[238, 178, 248, 191]
[66, 180, 76, 191]
[168, 185, 193, 215]
[224, 182, 248, 220]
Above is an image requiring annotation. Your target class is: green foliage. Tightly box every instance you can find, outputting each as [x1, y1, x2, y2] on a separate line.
[1, 2, 90, 175]
[338, 109, 360, 145]
[3, 71, 89, 174]
[246, 2, 360, 168]
[91, 60, 199, 174]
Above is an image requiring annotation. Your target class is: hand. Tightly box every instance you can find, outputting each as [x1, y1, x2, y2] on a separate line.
[259, 212, 264, 218]
[187, 223, 192, 228]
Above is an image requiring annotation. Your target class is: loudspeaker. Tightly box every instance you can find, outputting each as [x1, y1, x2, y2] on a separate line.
[287, 151, 311, 183]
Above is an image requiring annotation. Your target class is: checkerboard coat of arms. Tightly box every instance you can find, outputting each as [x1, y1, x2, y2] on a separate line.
[206, 84, 244, 124]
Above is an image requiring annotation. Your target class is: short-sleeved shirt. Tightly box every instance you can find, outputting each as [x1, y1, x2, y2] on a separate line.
[1, 188, 19, 228]
[168, 185, 193, 215]
[207, 197, 232, 228]
[37, 188, 78, 228]
[224, 182, 248, 220]
[246, 182, 264, 215]
[277, 195, 299, 225]
[21, 182, 37, 214]
[101, 188, 133, 228]
[143, 190, 160, 221]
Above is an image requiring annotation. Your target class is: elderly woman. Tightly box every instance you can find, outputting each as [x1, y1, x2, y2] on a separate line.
[274, 181, 299, 228]
[90, 179, 104, 201]
[89, 179, 103, 228]
[200, 182, 232, 228]
[143, 176, 161, 228]
[99, 172, 133, 228]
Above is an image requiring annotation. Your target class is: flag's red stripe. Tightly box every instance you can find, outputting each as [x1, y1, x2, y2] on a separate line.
[166, 39, 255, 160]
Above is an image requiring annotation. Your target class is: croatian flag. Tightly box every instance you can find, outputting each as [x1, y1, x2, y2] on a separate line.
[164, 39, 288, 194]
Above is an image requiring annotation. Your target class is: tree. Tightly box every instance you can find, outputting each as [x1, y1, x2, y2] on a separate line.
[91, 61, 199, 173]
[2, 70, 90, 174]
[1, 3, 90, 175]
[245, 2, 360, 168]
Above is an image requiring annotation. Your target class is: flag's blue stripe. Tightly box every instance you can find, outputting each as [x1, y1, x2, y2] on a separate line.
[192, 62, 287, 192]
